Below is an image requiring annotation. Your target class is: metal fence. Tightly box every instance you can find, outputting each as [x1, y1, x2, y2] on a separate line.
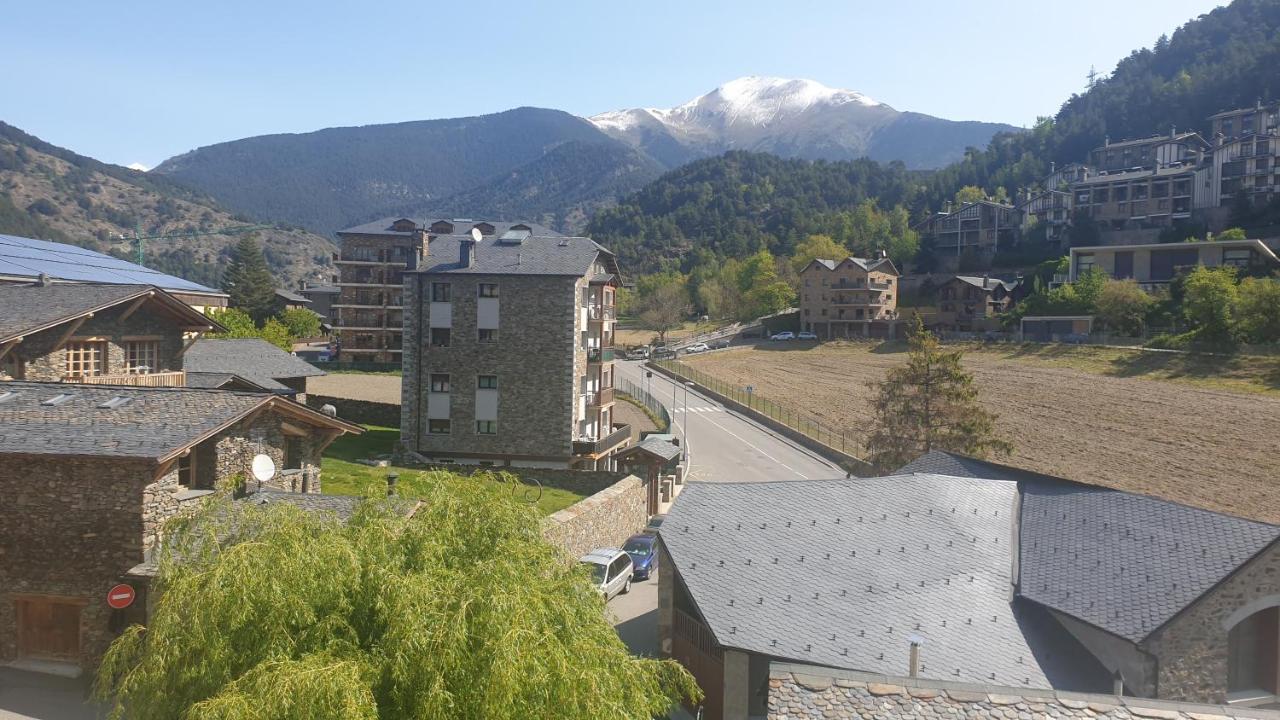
[652, 360, 862, 456]
[616, 377, 672, 432]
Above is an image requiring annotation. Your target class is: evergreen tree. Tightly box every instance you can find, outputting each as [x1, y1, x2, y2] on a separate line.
[221, 234, 277, 323]
[865, 317, 1012, 471]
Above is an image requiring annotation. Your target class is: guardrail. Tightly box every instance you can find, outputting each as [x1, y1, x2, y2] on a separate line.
[587, 347, 615, 363]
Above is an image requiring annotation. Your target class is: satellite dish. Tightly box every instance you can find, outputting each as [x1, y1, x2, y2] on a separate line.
[470, 227, 482, 242]
[251, 454, 276, 482]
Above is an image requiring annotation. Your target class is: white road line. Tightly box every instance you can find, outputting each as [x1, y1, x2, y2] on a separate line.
[695, 411, 812, 480]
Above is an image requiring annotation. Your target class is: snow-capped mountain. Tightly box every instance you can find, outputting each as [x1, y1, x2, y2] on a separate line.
[591, 76, 1016, 169]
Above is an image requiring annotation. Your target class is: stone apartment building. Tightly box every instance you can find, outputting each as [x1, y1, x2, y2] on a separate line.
[913, 201, 1019, 267]
[658, 451, 1280, 719]
[0, 283, 222, 386]
[0, 382, 361, 671]
[797, 255, 899, 339]
[934, 274, 1024, 332]
[401, 226, 628, 470]
[1208, 101, 1280, 210]
[332, 217, 558, 363]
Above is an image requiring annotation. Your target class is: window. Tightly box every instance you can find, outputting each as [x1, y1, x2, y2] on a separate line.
[428, 419, 451, 434]
[284, 437, 303, 470]
[125, 341, 159, 374]
[477, 375, 497, 389]
[1223, 249, 1253, 268]
[476, 420, 497, 435]
[65, 341, 106, 378]
[430, 374, 450, 393]
[478, 328, 498, 344]
[1, 354, 22, 380]
[431, 283, 451, 302]
[430, 327, 451, 347]
[1075, 254, 1095, 276]
[177, 451, 193, 487]
[478, 283, 499, 298]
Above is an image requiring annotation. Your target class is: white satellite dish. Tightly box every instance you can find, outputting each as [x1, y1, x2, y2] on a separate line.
[251, 454, 276, 483]
[470, 227, 483, 242]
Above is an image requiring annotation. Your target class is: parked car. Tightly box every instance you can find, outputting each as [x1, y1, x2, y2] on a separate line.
[653, 348, 677, 360]
[579, 548, 634, 600]
[624, 347, 649, 360]
[711, 338, 731, 349]
[797, 331, 818, 341]
[623, 534, 659, 580]
[685, 342, 709, 353]
[643, 513, 667, 535]
[770, 331, 795, 341]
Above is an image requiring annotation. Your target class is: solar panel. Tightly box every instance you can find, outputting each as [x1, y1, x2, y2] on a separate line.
[0, 234, 220, 294]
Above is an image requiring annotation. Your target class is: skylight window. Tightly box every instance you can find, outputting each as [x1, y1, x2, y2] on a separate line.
[0, 391, 17, 404]
[41, 393, 75, 406]
[97, 396, 133, 410]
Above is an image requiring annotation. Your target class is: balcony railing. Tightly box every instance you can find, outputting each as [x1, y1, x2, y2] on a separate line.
[69, 370, 187, 387]
[573, 423, 631, 456]
[588, 304, 616, 321]
[585, 387, 615, 407]
[868, 281, 892, 291]
[587, 347, 615, 363]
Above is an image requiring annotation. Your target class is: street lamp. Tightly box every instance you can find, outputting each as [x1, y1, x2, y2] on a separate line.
[682, 381, 694, 452]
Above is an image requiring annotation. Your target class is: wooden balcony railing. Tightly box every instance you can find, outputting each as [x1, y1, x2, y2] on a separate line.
[573, 423, 631, 456]
[70, 370, 187, 387]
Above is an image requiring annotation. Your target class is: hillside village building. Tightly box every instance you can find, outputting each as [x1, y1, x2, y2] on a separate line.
[913, 201, 1018, 262]
[401, 226, 629, 470]
[1068, 237, 1279, 287]
[797, 255, 899, 339]
[934, 275, 1024, 332]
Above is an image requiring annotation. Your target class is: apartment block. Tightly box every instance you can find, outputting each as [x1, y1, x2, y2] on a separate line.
[934, 274, 1023, 332]
[913, 200, 1018, 260]
[1209, 102, 1280, 210]
[401, 226, 628, 469]
[797, 255, 899, 339]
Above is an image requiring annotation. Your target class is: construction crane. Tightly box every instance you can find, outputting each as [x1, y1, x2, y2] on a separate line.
[118, 222, 272, 265]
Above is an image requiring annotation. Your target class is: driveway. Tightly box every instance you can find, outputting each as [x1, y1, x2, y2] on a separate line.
[0, 668, 105, 720]
[609, 568, 660, 658]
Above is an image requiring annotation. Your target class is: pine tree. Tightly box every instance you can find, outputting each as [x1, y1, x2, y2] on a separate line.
[221, 234, 277, 323]
[865, 317, 1011, 471]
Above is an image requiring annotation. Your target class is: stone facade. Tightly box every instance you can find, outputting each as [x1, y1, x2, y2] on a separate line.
[1145, 541, 1280, 703]
[306, 394, 400, 428]
[799, 258, 899, 340]
[542, 474, 648, 560]
[7, 302, 186, 382]
[0, 411, 328, 670]
[766, 667, 1272, 720]
[402, 272, 581, 464]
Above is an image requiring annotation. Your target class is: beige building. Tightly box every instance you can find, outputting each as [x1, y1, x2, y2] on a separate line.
[798, 255, 898, 339]
[1068, 238, 1279, 289]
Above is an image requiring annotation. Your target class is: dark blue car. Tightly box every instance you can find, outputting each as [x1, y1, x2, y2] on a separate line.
[623, 534, 658, 580]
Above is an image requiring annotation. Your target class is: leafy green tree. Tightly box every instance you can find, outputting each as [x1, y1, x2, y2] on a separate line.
[1181, 266, 1238, 342]
[1234, 276, 1280, 344]
[791, 234, 848, 274]
[1093, 279, 1154, 336]
[954, 186, 986, 206]
[1216, 227, 1248, 242]
[222, 235, 277, 323]
[95, 480, 699, 719]
[278, 307, 322, 339]
[205, 308, 294, 351]
[259, 318, 294, 351]
[865, 317, 1011, 471]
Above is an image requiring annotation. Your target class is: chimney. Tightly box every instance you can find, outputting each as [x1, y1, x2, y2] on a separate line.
[386, 472, 399, 497]
[1050, 161, 1056, 174]
[412, 226, 429, 267]
[908, 639, 922, 678]
[1170, 125, 1177, 139]
[1104, 135, 1110, 147]
[460, 239, 476, 268]
[36, 272, 50, 287]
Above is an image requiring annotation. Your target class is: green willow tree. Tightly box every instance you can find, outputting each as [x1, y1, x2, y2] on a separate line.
[95, 478, 699, 719]
[221, 234, 277, 323]
[865, 317, 1012, 471]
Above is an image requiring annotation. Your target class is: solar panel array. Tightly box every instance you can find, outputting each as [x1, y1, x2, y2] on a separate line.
[0, 234, 219, 294]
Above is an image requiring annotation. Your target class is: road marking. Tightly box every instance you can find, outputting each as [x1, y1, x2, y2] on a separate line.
[695, 411, 812, 480]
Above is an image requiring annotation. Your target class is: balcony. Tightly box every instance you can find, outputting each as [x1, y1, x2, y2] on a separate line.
[573, 423, 631, 456]
[868, 281, 892, 292]
[585, 387, 615, 408]
[588, 304, 616, 321]
[69, 370, 187, 387]
[587, 347, 615, 363]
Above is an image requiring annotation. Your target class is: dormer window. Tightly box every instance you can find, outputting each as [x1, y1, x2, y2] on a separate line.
[429, 221, 455, 234]
[473, 222, 495, 235]
[390, 218, 417, 232]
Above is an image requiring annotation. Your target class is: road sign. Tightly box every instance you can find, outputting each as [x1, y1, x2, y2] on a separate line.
[106, 583, 136, 610]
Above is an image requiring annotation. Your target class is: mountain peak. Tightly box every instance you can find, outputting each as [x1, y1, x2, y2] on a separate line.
[697, 76, 882, 116]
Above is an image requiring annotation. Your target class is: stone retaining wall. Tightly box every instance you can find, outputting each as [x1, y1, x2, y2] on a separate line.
[543, 474, 648, 559]
[306, 394, 400, 428]
[766, 665, 1278, 720]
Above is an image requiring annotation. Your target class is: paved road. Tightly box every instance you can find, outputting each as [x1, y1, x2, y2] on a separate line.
[616, 360, 843, 484]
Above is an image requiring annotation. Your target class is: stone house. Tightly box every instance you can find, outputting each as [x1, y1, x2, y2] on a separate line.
[0, 381, 361, 672]
[798, 255, 899, 339]
[184, 337, 326, 398]
[401, 226, 629, 470]
[657, 451, 1280, 719]
[0, 282, 222, 386]
[934, 275, 1024, 332]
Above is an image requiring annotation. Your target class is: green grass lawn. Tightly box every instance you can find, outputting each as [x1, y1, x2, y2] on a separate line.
[320, 425, 587, 515]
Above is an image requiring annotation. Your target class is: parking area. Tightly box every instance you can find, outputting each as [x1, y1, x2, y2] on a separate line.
[0, 667, 104, 720]
[608, 567, 660, 658]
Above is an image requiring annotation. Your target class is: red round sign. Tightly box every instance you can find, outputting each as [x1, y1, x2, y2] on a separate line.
[106, 583, 135, 610]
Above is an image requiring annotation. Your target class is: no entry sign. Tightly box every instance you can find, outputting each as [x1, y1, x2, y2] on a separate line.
[106, 583, 136, 610]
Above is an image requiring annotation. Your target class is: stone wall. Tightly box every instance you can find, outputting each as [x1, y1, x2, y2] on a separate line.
[214, 412, 325, 494]
[403, 272, 580, 463]
[542, 474, 648, 559]
[766, 665, 1276, 720]
[307, 394, 399, 428]
[1144, 540, 1280, 702]
[11, 299, 186, 381]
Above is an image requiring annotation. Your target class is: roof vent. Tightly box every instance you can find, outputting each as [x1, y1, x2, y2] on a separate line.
[41, 393, 75, 406]
[97, 396, 132, 410]
[558, 238, 570, 247]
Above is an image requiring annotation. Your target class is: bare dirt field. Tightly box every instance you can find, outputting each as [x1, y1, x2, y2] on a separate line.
[685, 341, 1280, 523]
[309, 373, 401, 404]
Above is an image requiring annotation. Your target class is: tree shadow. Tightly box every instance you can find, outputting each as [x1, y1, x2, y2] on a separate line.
[1106, 350, 1243, 381]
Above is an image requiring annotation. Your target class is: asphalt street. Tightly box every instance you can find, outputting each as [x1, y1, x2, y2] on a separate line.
[616, 359, 844, 484]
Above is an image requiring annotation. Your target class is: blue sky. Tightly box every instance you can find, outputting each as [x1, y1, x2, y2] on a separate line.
[6, 0, 1226, 169]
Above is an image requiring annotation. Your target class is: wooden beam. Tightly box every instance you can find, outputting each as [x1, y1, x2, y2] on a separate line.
[118, 292, 153, 322]
[154, 456, 180, 482]
[51, 315, 90, 351]
[314, 428, 345, 455]
[0, 337, 22, 363]
[174, 333, 201, 358]
[280, 421, 311, 438]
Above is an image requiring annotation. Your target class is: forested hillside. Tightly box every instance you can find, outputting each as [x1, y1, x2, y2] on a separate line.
[586, 151, 921, 273]
[0, 122, 334, 287]
[921, 0, 1280, 210]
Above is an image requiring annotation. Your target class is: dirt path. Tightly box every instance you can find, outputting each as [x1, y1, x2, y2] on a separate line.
[686, 343, 1280, 523]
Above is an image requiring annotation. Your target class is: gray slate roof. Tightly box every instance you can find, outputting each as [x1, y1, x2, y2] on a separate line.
[338, 218, 557, 238]
[238, 489, 362, 520]
[274, 287, 311, 304]
[184, 371, 277, 392]
[953, 276, 1020, 292]
[184, 339, 325, 392]
[0, 381, 269, 460]
[0, 283, 149, 342]
[810, 257, 897, 274]
[624, 435, 683, 462]
[417, 233, 617, 278]
[661, 476, 1107, 690]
